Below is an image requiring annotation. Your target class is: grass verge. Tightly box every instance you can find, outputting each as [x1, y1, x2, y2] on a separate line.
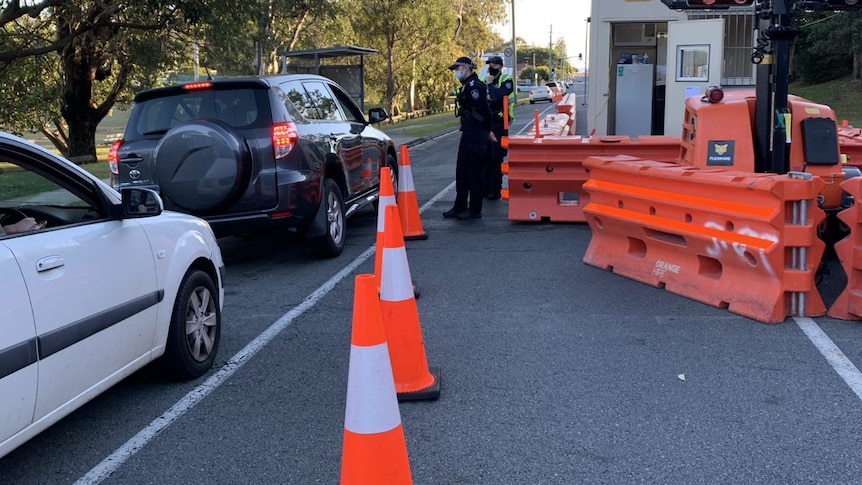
[790, 76, 862, 127]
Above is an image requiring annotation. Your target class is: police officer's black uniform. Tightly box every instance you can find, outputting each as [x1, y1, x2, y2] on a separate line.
[483, 56, 515, 200]
[444, 57, 493, 220]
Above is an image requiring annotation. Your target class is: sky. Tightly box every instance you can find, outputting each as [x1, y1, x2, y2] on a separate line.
[493, 0, 592, 70]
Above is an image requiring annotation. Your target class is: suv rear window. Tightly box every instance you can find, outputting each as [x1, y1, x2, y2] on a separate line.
[125, 88, 271, 139]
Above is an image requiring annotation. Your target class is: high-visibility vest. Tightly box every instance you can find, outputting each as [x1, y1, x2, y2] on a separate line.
[481, 73, 515, 122]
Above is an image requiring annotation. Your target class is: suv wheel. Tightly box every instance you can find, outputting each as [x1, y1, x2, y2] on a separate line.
[309, 179, 346, 258]
[373, 154, 399, 211]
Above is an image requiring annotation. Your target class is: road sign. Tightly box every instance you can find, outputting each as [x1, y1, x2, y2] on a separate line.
[503, 47, 514, 68]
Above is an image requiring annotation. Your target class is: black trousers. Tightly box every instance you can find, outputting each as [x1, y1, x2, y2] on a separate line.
[454, 129, 488, 214]
[485, 120, 508, 196]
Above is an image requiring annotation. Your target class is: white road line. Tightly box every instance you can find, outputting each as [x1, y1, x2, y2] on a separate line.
[794, 316, 862, 401]
[76, 176, 455, 484]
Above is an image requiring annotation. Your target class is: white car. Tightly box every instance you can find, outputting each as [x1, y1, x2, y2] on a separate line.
[0, 132, 225, 459]
[529, 85, 554, 104]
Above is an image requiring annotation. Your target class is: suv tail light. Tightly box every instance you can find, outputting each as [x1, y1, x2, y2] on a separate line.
[272, 122, 299, 159]
[182, 82, 213, 91]
[108, 140, 123, 175]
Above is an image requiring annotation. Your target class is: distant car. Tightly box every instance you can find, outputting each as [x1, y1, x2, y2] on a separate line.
[110, 74, 398, 258]
[0, 131, 224, 459]
[545, 81, 564, 98]
[517, 84, 532, 93]
[529, 85, 554, 104]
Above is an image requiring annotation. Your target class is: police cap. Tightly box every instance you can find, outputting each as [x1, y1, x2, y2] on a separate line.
[448, 56, 477, 70]
[486, 55, 504, 66]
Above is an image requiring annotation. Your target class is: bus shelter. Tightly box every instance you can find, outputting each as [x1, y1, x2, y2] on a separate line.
[276, 45, 378, 111]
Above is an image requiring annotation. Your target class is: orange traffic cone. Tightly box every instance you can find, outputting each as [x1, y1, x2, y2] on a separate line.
[397, 145, 428, 241]
[376, 166, 420, 299]
[341, 274, 413, 485]
[380, 204, 440, 402]
[374, 167, 398, 291]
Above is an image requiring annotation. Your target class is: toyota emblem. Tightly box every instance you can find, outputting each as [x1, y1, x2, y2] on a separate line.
[129, 169, 141, 179]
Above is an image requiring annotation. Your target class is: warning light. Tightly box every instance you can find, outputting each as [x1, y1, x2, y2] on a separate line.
[704, 85, 725, 104]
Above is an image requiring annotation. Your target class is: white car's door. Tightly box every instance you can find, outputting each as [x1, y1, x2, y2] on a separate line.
[0, 145, 159, 423]
[0, 243, 38, 447]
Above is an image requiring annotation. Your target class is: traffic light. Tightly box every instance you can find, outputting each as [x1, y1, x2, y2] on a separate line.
[686, 0, 754, 7]
[797, 0, 862, 10]
[825, 0, 861, 9]
[578, 53, 583, 61]
[661, 0, 753, 8]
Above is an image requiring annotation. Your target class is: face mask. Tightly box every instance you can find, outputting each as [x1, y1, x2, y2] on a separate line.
[488, 67, 500, 76]
[454, 70, 466, 81]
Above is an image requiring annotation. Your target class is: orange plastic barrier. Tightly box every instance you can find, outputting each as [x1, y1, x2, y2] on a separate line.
[555, 93, 577, 134]
[839, 126, 862, 168]
[504, 135, 681, 222]
[828, 177, 862, 320]
[526, 114, 570, 137]
[582, 156, 826, 324]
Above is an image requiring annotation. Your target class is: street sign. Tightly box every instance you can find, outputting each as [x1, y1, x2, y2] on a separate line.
[503, 47, 514, 68]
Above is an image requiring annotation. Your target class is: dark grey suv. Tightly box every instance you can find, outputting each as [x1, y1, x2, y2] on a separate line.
[109, 74, 397, 257]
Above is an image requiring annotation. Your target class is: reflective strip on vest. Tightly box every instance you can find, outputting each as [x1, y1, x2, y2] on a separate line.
[481, 73, 516, 122]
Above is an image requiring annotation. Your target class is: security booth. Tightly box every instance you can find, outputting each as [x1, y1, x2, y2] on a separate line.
[276, 45, 378, 111]
[587, 0, 757, 138]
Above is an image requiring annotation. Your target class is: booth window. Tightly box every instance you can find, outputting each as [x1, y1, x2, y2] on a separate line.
[676, 44, 710, 82]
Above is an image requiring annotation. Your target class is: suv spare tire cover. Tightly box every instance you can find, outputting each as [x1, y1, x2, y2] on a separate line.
[153, 120, 252, 214]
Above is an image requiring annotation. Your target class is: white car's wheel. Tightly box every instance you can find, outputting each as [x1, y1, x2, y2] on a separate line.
[162, 270, 221, 380]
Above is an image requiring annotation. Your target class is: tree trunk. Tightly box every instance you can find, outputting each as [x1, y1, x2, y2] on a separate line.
[854, 52, 861, 80]
[60, 40, 100, 163]
[386, 33, 396, 117]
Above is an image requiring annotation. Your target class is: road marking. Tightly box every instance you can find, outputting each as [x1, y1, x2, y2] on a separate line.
[794, 316, 862, 401]
[76, 175, 456, 484]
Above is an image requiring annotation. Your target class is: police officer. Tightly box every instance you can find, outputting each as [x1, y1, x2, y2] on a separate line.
[481, 55, 515, 200]
[443, 56, 495, 221]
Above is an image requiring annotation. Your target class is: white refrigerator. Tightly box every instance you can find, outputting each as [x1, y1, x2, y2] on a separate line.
[615, 64, 654, 137]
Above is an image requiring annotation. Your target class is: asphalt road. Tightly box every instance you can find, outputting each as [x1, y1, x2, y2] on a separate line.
[3, 83, 862, 484]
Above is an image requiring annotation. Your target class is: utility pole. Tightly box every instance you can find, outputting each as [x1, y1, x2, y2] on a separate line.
[548, 25, 553, 74]
[511, 0, 517, 80]
[533, 52, 537, 85]
[583, 17, 590, 107]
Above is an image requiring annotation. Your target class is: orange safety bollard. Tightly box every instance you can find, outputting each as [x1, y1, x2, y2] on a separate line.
[340, 274, 413, 485]
[380, 205, 440, 401]
[533, 110, 541, 139]
[396, 145, 428, 241]
[503, 100, 509, 131]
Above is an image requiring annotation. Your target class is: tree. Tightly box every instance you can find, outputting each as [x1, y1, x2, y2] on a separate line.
[348, 0, 455, 116]
[200, 0, 336, 76]
[793, 11, 862, 83]
[1, 1, 209, 160]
